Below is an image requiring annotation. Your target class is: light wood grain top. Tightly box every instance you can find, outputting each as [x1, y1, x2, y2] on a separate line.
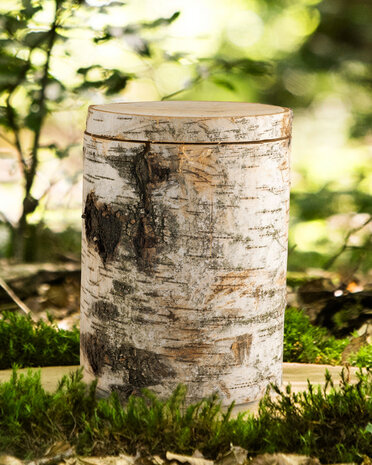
[90, 101, 287, 118]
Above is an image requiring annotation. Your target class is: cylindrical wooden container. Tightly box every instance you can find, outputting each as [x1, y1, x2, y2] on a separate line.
[81, 101, 292, 405]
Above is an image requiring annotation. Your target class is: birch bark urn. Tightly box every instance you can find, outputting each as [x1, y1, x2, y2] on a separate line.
[81, 101, 292, 405]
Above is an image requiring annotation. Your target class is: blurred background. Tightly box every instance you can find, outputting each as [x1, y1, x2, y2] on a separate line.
[0, 0, 371, 330]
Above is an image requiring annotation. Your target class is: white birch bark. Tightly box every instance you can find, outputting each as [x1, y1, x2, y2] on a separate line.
[81, 101, 292, 405]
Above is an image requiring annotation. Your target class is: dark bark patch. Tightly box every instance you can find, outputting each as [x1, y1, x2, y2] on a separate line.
[109, 384, 135, 402]
[81, 332, 107, 376]
[132, 143, 170, 271]
[231, 333, 252, 365]
[83, 191, 122, 265]
[109, 343, 175, 398]
[82, 329, 175, 400]
[92, 300, 119, 321]
[112, 279, 134, 296]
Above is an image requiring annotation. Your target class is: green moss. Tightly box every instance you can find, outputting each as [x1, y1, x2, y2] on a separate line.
[283, 307, 350, 365]
[0, 368, 371, 462]
[0, 311, 79, 369]
[332, 303, 364, 331]
[350, 344, 372, 369]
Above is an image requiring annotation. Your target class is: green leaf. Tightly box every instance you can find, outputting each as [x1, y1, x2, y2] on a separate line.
[76, 80, 103, 91]
[212, 77, 236, 91]
[0, 52, 30, 90]
[56, 147, 70, 159]
[76, 69, 131, 95]
[93, 32, 112, 44]
[0, 105, 10, 128]
[23, 30, 50, 48]
[20, 0, 42, 19]
[77, 65, 104, 76]
[55, 143, 78, 159]
[366, 423, 372, 433]
[24, 110, 42, 131]
[216, 57, 273, 76]
[0, 14, 28, 35]
[142, 11, 180, 29]
[105, 70, 131, 95]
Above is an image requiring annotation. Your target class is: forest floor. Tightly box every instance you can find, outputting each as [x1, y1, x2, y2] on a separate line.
[0, 260, 371, 464]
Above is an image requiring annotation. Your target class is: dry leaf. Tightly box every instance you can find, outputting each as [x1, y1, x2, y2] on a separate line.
[249, 454, 320, 465]
[44, 441, 73, 458]
[149, 457, 165, 465]
[0, 456, 24, 465]
[166, 452, 214, 465]
[217, 446, 248, 465]
[26, 442, 75, 465]
[76, 456, 136, 465]
[62, 459, 78, 465]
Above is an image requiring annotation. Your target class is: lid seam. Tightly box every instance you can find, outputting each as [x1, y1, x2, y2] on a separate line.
[84, 130, 290, 146]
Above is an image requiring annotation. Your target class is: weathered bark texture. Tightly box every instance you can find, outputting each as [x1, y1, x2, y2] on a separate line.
[81, 101, 292, 405]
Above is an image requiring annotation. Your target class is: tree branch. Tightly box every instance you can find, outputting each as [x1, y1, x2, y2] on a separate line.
[26, 0, 62, 197]
[6, 93, 27, 176]
[161, 75, 203, 101]
[325, 215, 372, 269]
[0, 276, 34, 319]
[26, 59, 52, 193]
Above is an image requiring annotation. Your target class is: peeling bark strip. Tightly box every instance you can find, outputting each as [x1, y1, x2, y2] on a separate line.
[83, 192, 122, 264]
[81, 101, 292, 406]
[231, 333, 253, 365]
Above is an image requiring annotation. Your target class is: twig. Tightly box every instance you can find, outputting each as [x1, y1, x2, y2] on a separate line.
[161, 75, 203, 101]
[325, 215, 372, 269]
[344, 233, 372, 281]
[0, 276, 35, 319]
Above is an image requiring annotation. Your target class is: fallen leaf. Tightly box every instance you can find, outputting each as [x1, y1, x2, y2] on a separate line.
[217, 446, 248, 465]
[249, 454, 320, 465]
[77, 456, 136, 465]
[149, 457, 165, 465]
[360, 457, 372, 465]
[0, 456, 23, 465]
[26, 442, 75, 465]
[44, 441, 73, 458]
[166, 452, 214, 465]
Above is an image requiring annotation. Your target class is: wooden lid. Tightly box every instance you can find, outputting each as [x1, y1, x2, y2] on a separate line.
[86, 101, 292, 144]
